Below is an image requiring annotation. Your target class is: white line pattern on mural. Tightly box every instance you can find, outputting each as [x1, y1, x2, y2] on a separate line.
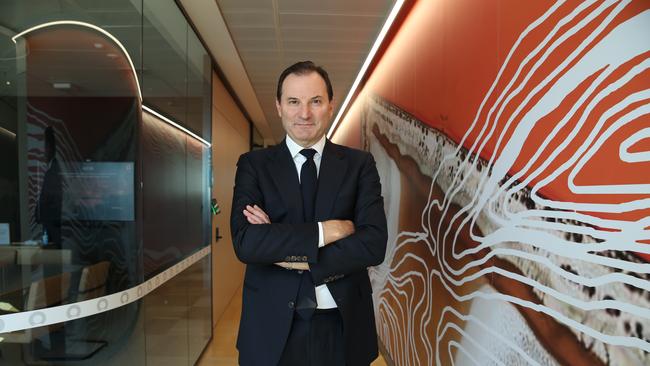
[364, 0, 650, 364]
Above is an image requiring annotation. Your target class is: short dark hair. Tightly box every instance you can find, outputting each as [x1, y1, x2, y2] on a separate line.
[276, 61, 333, 102]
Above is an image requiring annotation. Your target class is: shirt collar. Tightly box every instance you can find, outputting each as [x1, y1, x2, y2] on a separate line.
[285, 134, 326, 159]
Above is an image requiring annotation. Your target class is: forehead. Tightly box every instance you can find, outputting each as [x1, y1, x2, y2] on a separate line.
[281, 72, 327, 98]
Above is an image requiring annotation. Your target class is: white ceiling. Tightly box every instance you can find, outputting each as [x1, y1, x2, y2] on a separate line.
[212, 0, 395, 143]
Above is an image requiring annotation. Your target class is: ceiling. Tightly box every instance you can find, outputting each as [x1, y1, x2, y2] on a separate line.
[0, 0, 396, 144]
[208, 0, 395, 143]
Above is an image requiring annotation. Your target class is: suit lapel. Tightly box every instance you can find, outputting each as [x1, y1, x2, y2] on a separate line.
[315, 140, 347, 221]
[268, 141, 304, 222]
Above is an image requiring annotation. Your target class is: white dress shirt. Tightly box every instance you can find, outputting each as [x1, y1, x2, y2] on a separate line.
[285, 134, 337, 309]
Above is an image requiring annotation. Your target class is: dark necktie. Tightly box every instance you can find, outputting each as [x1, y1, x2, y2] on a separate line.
[299, 149, 317, 221]
[296, 148, 317, 320]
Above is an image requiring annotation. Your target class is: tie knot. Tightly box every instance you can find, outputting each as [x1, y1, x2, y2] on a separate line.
[300, 148, 317, 160]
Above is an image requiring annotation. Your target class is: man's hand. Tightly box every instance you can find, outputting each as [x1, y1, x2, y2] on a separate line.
[243, 204, 270, 224]
[243, 205, 310, 270]
[322, 219, 355, 245]
[274, 262, 310, 271]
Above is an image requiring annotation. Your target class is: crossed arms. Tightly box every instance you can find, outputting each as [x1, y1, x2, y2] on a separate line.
[230, 152, 387, 284]
[243, 204, 355, 270]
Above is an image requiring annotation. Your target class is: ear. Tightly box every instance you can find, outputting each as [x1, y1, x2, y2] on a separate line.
[275, 99, 282, 117]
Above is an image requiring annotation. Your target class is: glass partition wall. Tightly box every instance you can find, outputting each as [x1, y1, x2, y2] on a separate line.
[0, 1, 212, 365]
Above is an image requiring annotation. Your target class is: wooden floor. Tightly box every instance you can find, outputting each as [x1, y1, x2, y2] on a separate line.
[197, 287, 387, 366]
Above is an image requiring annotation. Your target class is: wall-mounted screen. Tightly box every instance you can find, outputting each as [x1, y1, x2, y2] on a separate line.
[62, 162, 135, 221]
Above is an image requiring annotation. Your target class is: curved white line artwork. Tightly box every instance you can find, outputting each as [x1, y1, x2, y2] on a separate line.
[363, 1, 650, 365]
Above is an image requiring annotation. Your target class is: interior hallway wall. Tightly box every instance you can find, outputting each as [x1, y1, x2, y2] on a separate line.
[211, 72, 249, 328]
[332, 1, 650, 365]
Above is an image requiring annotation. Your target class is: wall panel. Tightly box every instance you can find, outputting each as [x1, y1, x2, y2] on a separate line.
[210, 74, 248, 327]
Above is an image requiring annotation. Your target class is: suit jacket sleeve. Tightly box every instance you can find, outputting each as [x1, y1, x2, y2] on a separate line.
[230, 153, 319, 265]
[309, 153, 387, 285]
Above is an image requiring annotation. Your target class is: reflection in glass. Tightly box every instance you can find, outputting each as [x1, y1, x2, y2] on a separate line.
[143, 0, 188, 127]
[0, 19, 142, 364]
[0, 1, 212, 364]
[187, 28, 211, 140]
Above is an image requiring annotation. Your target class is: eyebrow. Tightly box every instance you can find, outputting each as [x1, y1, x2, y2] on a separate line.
[285, 96, 324, 101]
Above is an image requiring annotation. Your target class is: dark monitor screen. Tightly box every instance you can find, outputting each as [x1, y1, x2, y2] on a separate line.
[62, 162, 135, 221]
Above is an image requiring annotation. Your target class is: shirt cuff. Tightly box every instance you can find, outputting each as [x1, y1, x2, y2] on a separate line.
[317, 222, 325, 248]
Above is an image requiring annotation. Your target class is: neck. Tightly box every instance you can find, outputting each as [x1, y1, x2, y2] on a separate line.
[288, 134, 325, 149]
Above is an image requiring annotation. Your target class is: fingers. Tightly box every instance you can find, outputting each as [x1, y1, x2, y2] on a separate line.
[243, 209, 264, 224]
[274, 262, 309, 271]
[322, 219, 356, 245]
[243, 204, 270, 224]
[249, 204, 270, 223]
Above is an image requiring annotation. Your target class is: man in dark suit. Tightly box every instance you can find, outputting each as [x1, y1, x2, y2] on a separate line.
[37, 126, 62, 248]
[230, 61, 388, 366]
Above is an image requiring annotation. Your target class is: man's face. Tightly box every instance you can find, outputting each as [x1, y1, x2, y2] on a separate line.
[276, 72, 333, 147]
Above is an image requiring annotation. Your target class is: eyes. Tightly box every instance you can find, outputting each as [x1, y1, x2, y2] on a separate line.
[286, 98, 324, 106]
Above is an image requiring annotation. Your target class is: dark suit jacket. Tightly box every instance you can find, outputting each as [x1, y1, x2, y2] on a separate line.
[230, 139, 387, 366]
[37, 158, 62, 247]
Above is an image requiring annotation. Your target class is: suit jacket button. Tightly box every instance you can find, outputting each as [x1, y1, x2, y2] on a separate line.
[297, 270, 304, 274]
[290, 256, 297, 261]
[301, 256, 307, 261]
[288, 301, 295, 309]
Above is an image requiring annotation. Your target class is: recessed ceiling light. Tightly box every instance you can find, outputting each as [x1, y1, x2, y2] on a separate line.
[93, 42, 104, 49]
[4, 81, 9, 86]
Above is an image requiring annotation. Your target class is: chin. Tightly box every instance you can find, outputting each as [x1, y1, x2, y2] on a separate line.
[296, 135, 316, 143]
[292, 130, 316, 139]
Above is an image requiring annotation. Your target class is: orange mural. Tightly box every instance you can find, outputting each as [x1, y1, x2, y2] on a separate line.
[334, 0, 650, 365]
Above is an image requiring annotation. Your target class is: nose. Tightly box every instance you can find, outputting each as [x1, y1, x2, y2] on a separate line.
[299, 103, 311, 120]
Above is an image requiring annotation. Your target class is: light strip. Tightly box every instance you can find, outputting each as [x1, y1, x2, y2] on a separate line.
[0, 126, 16, 138]
[12, 20, 143, 102]
[11, 20, 212, 148]
[327, 0, 405, 139]
[143, 105, 212, 147]
[0, 246, 211, 334]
